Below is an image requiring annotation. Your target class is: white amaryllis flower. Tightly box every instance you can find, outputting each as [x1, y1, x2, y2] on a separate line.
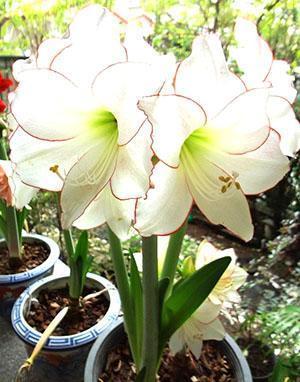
[234, 18, 300, 157]
[9, 5, 174, 237]
[169, 300, 225, 358]
[135, 29, 294, 241]
[0, 160, 37, 209]
[195, 241, 247, 305]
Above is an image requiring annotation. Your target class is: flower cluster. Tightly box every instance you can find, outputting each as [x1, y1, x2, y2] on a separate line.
[8, 6, 299, 244]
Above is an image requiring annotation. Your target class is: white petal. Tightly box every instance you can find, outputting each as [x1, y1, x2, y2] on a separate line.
[61, 136, 118, 228]
[124, 25, 176, 67]
[124, 25, 158, 62]
[175, 34, 246, 118]
[169, 330, 185, 355]
[235, 18, 273, 86]
[194, 300, 222, 324]
[10, 127, 93, 191]
[51, 6, 126, 87]
[211, 89, 270, 154]
[135, 162, 193, 236]
[11, 69, 92, 140]
[202, 319, 225, 341]
[11, 176, 38, 210]
[206, 130, 290, 195]
[36, 38, 71, 68]
[73, 185, 135, 240]
[12, 56, 37, 82]
[93, 62, 172, 145]
[187, 338, 204, 359]
[182, 154, 253, 241]
[268, 60, 297, 104]
[110, 120, 152, 199]
[195, 241, 217, 270]
[138, 95, 206, 167]
[0, 160, 37, 209]
[267, 96, 300, 157]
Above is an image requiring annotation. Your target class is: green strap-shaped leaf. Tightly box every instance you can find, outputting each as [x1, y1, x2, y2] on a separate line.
[158, 277, 170, 317]
[68, 231, 92, 299]
[73, 230, 88, 261]
[135, 366, 146, 382]
[0, 214, 7, 239]
[160, 256, 231, 345]
[16, 207, 29, 239]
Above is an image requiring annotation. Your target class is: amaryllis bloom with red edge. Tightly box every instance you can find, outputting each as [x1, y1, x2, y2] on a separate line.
[234, 18, 300, 157]
[9, 5, 174, 238]
[135, 21, 299, 241]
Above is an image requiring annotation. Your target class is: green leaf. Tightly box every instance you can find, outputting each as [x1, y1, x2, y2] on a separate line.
[160, 257, 231, 344]
[73, 230, 88, 261]
[158, 277, 170, 314]
[135, 367, 146, 382]
[16, 207, 29, 239]
[0, 214, 7, 239]
[129, 254, 143, 364]
[270, 357, 291, 382]
[68, 231, 92, 299]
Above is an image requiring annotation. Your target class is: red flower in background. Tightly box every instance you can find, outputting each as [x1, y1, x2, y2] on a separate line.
[0, 71, 13, 113]
[0, 72, 13, 93]
[0, 99, 7, 112]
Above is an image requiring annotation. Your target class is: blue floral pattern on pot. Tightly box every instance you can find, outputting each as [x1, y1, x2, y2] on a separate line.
[0, 233, 60, 318]
[11, 273, 121, 382]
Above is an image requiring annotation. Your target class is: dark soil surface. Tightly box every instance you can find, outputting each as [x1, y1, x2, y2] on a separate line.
[237, 338, 275, 378]
[26, 285, 109, 336]
[0, 241, 49, 274]
[99, 340, 235, 382]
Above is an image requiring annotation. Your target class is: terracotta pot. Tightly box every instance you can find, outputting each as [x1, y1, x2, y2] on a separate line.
[0, 233, 60, 318]
[84, 318, 253, 382]
[11, 273, 121, 382]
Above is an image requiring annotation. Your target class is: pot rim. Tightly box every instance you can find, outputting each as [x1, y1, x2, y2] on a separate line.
[84, 318, 253, 382]
[0, 233, 60, 285]
[11, 273, 121, 350]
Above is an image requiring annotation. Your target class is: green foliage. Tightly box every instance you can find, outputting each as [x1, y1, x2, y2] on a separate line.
[68, 230, 93, 300]
[240, 306, 300, 381]
[270, 354, 300, 382]
[145, 0, 299, 68]
[0, 0, 115, 55]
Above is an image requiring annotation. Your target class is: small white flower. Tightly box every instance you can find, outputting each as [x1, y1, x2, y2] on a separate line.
[169, 300, 225, 358]
[196, 241, 247, 305]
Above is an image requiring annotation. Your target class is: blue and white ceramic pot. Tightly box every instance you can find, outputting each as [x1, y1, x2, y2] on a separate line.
[0, 233, 60, 318]
[84, 319, 253, 382]
[12, 273, 121, 382]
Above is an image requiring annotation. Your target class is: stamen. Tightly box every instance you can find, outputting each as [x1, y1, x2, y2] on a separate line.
[49, 165, 64, 181]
